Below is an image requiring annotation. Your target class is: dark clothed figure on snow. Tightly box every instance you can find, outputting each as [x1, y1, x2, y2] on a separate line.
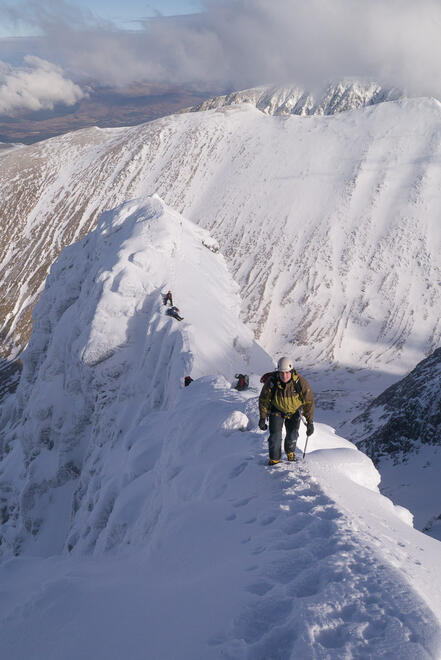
[258, 357, 315, 465]
[166, 306, 184, 321]
[184, 376, 193, 387]
[234, 374, 249, 391]
[163, 290, 173, 306]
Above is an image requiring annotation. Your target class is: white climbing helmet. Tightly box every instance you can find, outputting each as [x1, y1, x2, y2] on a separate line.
[277, 356, 294, 372]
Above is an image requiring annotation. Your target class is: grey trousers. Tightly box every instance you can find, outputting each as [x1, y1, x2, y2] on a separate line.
[268, 411, 300, 461]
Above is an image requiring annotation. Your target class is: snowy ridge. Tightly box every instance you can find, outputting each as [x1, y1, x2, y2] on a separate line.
[1, 95, 441, 386]
[185, 80, 402, 117]
[0, 195, 440, 657]
[0, 196, 270, 557]
[1, 404, 441, 657]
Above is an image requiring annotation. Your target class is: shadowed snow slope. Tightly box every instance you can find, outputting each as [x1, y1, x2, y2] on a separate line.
[0, 195, 272, 557]
[0, 196, 440, 659]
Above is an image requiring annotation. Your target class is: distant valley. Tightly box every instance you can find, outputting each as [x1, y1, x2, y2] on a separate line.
[0, 82, 226, 144]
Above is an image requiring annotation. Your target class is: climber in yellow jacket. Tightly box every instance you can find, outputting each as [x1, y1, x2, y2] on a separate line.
[259, 357, 315, 465]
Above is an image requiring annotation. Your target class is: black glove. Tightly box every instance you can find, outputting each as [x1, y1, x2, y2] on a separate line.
[306, 421, 314, 436]
[258, 418, 268, 431]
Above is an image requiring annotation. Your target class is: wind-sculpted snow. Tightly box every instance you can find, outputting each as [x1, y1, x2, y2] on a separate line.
[1, 95, 441, 384]
[0, 196, 270, 556]
[0, 196, 441, 657]
[186, 80, 402, 117]
[0, 379, 440, 657]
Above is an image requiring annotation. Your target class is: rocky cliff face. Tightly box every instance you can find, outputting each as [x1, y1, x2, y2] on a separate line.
[353, 347, 441, 463]
[185, 80, 402, 116]
[352, 347, 441, 539]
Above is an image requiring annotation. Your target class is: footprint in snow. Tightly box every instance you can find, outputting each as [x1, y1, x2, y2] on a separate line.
[245, 627, 299, 660]
[246, 580, 274, 596]
[233, 496, 255, 508]
[288, 569, 323, 598]
[229, 462, 248, 478]
[251, 545, 267, 556]
[282, 513, 314, 536]
[232, 596, 293, 644]
[315, 623, 348, 650]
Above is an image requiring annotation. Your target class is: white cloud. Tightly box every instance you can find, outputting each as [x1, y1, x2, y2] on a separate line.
[135, 0, 441, 95]
[2, 0, 441, 97]
[0, 55, 86, 116]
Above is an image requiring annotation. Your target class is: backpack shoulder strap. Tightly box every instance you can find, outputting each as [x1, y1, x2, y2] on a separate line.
[292, 372, 305, 403]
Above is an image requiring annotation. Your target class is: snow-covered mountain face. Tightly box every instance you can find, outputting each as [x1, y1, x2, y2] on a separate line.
[185, 81, 402, 116]
[1, 83, 441, 657]
[1, 196, 441, 659]
[351, 347, 441, 540]
[1, 93, 441, 398]
[0, 196, 272, 557]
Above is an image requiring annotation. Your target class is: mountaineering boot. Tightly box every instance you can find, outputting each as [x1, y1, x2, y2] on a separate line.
[286, 452, 296, 462]
[268, 458, 280, 466]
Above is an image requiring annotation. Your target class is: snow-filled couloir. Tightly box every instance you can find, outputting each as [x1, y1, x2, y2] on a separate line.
[0, 196, 440, 659]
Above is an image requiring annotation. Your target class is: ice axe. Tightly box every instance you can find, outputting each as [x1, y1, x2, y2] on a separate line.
[300, 414, 309, 459]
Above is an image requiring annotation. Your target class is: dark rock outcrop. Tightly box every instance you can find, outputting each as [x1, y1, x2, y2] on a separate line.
[353, 348, 441, 464]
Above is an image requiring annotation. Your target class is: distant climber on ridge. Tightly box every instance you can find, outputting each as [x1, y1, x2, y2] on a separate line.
[166, 306, 184, 321]
[258, 357, 315, 466]
[234, 373, 249, 391]
[163, 290, 173, 306]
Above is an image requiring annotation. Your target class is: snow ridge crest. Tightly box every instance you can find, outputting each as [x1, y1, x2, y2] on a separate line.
[0, 195, 268, 557]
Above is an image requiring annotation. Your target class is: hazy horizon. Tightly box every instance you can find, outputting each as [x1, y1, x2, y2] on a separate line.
[1, 0, 441, 124]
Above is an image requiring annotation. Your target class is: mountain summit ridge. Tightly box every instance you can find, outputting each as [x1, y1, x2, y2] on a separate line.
[184, 80, 403, 116]
[0, 195, 271, 557]
[1, 95, 441, 387]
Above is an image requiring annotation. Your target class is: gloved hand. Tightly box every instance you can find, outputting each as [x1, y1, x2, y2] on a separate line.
[258, 418, 268, 431]
[306, 421, 314, 436]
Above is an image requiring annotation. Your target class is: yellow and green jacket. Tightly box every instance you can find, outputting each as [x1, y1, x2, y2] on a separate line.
[259, 371, 315, 422]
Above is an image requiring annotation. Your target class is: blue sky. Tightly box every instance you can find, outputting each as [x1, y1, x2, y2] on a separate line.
[67, 0, 202, 28]
[0, 0, 203, 37]
[0, 0, 439, 116]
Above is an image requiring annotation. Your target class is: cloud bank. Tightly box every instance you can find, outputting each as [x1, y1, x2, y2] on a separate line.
[1, 0, 441, 100]
[0, 55, 85, 116]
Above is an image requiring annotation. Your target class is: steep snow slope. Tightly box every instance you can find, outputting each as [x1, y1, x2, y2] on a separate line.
[0, 196, 271, 557]
[0, 421, 441, 659]
[1, 97, 441, 391]
[0, 196, 440, 659]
